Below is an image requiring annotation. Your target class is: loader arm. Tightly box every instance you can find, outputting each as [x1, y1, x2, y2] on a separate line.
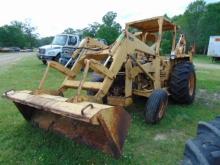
[57, 31, 160, 100]
[96, 31, 158, 98]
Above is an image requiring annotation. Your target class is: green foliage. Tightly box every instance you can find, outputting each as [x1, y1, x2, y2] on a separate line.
[0, 20, 38, 48]
[161, 31, 173, 54]
[96, 11, 122, 45]
[159, 15, 173, 54]
[63, 28, 75, 34]
[37, 36, 54, 47]
[80, 11, 122, 45]
[102, 11, 117, 26]
[82, 22, 100, 38]
[172, 0, 220, 54]
[0, 25, 26, 48]
[197, 2, 220, 53]
[185, 0, 206, 14]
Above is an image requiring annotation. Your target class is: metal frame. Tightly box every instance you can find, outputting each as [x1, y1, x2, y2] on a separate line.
[36, 16, 192, 107]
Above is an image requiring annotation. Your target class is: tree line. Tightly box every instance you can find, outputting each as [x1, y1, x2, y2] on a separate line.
[33, 11, 121, 47]
[62, 11, 121, 45]
[0, 0, 219, 54]
[0, 20, 38, 48]
[173, 0, 220, 54]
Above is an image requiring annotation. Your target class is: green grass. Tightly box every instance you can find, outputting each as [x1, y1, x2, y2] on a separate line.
[0, 56, 220, 164]
[193, 54, 220, 64]
[193, 55, 220, 92]
[196, 68, 220, 92]
[193, 54, 211, 64]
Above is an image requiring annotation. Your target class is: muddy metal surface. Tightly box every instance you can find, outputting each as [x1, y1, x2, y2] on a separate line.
[0, 52, 35, 67]
[4, 89, 131, 158]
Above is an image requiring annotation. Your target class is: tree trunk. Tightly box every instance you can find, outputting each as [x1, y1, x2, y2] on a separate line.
[203, 46, 207, 55]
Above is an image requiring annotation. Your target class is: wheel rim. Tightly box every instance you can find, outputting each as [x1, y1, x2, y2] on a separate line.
[158, 102, 165, 119]
[188, 73, 195, 96]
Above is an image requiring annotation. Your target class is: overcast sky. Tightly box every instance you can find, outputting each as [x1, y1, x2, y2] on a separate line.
[0, 0, 218, 37]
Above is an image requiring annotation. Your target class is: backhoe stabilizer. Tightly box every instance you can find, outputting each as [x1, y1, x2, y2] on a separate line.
[3, 90, 131, 158]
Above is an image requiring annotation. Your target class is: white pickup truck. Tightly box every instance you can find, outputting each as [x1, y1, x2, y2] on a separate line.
[37, 34, 80, 64]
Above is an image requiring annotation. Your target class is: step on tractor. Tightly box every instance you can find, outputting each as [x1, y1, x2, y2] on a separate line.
[3, 16, 196, 158]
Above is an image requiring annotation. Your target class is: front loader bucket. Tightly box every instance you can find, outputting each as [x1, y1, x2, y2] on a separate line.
[3, 90, 131, 158]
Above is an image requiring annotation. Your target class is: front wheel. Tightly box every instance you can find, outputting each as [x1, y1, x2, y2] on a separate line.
[144, 90, 168, 124]
[54, 54, 61, 62]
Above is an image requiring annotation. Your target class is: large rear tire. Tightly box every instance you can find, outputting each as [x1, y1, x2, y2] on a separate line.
[182, 116, 220, 165]
[169, 61, 196, 104]
[144, 90, 168, 124]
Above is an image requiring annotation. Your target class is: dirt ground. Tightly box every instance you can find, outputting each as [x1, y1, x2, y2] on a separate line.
[0, 52, 35, 67]
[195, 62, 220, 70]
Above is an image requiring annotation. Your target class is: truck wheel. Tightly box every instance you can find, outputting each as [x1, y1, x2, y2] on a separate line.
[144, 90, 168, 124]
[182, 116, 220, 165]
[212, 57, 215, 63]
[42, 60, 47, 65]
[54, 54, 61, 62]
[169, 61, 196, 104]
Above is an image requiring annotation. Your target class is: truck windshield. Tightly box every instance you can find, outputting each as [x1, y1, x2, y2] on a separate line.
[52, 35, 67, 46]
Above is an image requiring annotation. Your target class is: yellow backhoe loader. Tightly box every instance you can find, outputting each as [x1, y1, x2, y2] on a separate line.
[3, 16, 196, 158]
